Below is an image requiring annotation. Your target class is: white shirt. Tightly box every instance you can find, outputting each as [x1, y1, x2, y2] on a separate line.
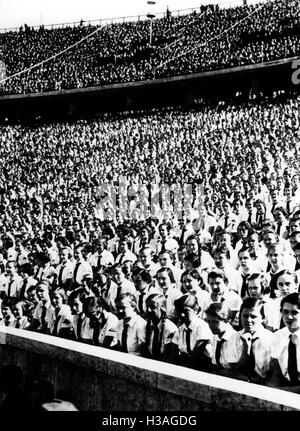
[147, 318, 177, 357]
[106, 279, 137, 313]
[172, 315, 213, 355]
[33, 300, 52, 330]
[211, 325, 240, 368]
[153, 237, 179, 255]
[56, 260, 75, 285]
[90, 311, 119, 346]
[48, 304, 73, 335]
[72, 313, 92, 343]
[90, 250, 115, 268]
[6, 274, 23, 298]
[115, 250, 137, 264]
[72, 260, 93, 285]
[159, 286, 182, 322]
[239, 327, 273, 378]
[271, 327, 300, 382]
[264, 297, 282, 332]
[116, 313, 147, 356]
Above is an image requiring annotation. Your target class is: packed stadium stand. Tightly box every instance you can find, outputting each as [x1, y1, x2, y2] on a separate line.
[0, 0, 299, 94]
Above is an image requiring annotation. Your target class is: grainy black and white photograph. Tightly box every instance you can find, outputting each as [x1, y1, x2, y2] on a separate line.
[0, 0, 299, 419]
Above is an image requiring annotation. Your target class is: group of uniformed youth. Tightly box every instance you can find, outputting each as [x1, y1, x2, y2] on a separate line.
[0, 184, 300, 392]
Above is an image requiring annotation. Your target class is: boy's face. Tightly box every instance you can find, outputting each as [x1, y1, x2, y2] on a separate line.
[213, 252, 227, 269]
[74, 249, 83, 262]
[146, 299, 162, 324]
[273, 210, 284, 224]
[267, 248, 283, 268]
[156, 271, 172, 291]
[263, 233, 277, 248]
[177, 249, 186, 263]
[238, 251, 251, 269]
[277, 273, 296, 297]
[247, 234, 259, 248]
[206, 314, 227, 335]
[113, 269, 125, 285]
[139, 249, 152, 267]
[37, 287, 50, 303]
[282, 302, 300, 333]
[247, 279, 263, 299]
[208, 276, 226, 299]
[51, 293, 63, 309]
[219, 234, 230, 248]
[13, 304, 23, 319]
[159, 225, 168, 239]
[134, 275, 148, 293]
[60, 249, 69, 262]
[187, 239, 198, 254]
[116, 298, 134, 321]
[71, 298, 83, 315]
[240, 306, 263, 335]
[290, 233, 300, 249]
[2, 306, 12, 318]
[182, 275, 199, 295]
[290, 219, 300, 233]
[159, 253, 172, 268]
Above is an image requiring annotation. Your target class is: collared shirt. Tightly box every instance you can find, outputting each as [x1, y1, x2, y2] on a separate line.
[116, 313, 147, 356]
[172, 315, 213, 355]
[0, 273, 8, 295]
[205, 289, 242, 324]
[199, 250, 216, 271]
[14, 316, 30, 329]
[48, 304, 73, 335]
[222, 264, 243, 295]
[239, 327, 273, 378]
[37, 263, 56, 283]
[95, 311, 119, 346]
[147, 318, 177, 357]
[160, 265, 183, 289]
[115, 251, 137, 264]
[153, 237, 179, 255]
[72, 260, 93, 285]
[5, 274, 23, 298]
[211, 325, 240, 368]
[56, 260, 75, 285]
[20, 276, 38, 299]
[90, 250, 115, 268]
[33, 300, 52, 330]
[271, 327, 300, 382]
[264, 297, 282, 332]
[106, 279, 137, 314]
[159, 286, 182, 322]
[194, 289, 211, 319]
[72, 313, 93, 343]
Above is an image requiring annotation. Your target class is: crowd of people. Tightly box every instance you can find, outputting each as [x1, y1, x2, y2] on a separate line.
[0, 0, 299, 94]
[0, 87, 299, 391]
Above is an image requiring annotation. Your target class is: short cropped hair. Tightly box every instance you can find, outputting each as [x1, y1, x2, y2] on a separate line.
[205, 302, 231, 322]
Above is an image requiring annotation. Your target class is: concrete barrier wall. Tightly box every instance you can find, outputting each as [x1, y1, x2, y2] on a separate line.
[0, 327, 299, 411]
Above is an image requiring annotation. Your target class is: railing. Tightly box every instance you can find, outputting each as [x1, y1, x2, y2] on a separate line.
[0, 0, 267, 34]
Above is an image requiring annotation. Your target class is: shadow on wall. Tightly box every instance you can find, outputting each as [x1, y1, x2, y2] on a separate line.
[0, 364, 79, 411]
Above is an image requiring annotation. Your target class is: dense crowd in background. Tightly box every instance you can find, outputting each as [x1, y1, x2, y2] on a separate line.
[0, 88, 299, 391]
[0, 0, 300, 94]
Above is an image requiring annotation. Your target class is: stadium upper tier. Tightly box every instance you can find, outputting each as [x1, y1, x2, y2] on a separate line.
[0, 0, 299, 95]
